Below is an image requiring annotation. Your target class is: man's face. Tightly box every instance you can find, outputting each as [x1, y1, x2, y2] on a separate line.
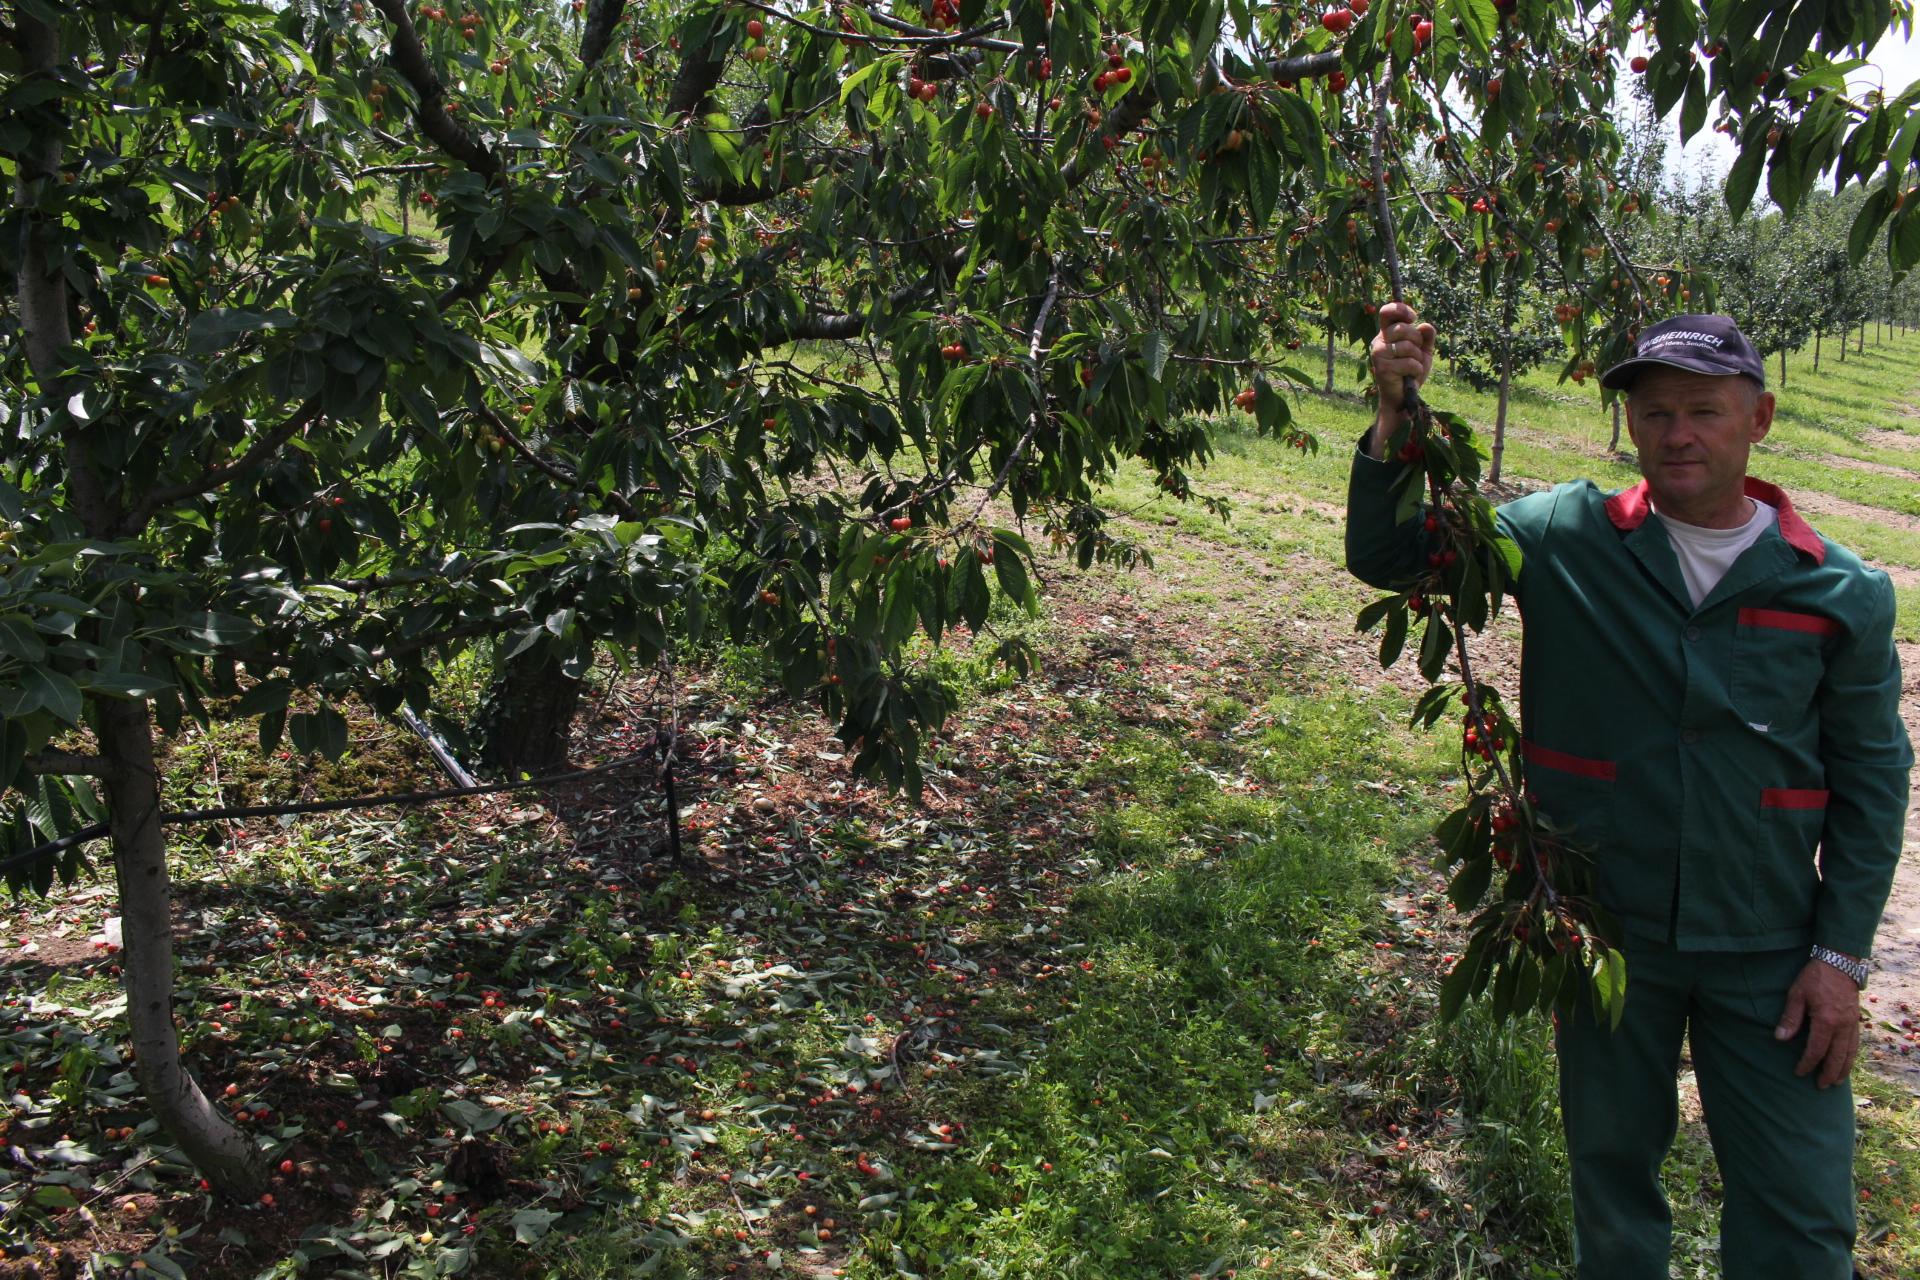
[1624, 367, 1774, 516]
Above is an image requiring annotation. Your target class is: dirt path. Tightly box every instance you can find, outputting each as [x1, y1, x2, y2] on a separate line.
[1862, 639, 1920, 1087]
[1864, 428, 1920, 451]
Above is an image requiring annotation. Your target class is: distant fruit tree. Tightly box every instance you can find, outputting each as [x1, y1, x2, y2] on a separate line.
[4, 0, 1915, 1194]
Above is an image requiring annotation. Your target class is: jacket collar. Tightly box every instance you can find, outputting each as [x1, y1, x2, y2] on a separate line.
[1604, 476, 1826, 565]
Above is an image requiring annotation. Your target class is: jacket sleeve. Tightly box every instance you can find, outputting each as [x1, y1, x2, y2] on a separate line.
[1344, 435, 1430, 591]
[1812, 570, 1914, 959]
[1344, 431, 1553, 598]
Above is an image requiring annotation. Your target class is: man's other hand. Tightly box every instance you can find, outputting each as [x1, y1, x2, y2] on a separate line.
[1367, 301, 1436, 458]
[1774, 958, 1863, 1089]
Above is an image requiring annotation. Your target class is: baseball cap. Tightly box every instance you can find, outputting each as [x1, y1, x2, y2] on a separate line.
[1599, 314, 1766, 392]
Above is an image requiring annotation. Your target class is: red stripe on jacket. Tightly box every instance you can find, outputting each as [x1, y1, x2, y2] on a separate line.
[1522, 741, 1618, 781]
[1761, 788, 1830, 809]
[1738, 607, 1840, 636]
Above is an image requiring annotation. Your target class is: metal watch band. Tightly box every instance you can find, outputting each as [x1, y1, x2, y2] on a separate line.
[1810, 944, 1869, 989]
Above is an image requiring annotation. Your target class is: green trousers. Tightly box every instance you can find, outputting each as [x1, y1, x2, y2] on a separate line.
[1554, 939, 1857, 1279]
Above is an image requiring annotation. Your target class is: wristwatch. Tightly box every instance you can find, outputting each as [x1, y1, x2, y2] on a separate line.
[1810, 944, 1869, 989]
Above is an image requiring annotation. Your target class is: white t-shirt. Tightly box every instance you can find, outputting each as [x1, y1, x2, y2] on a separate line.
[1654, 499, 1778, 607]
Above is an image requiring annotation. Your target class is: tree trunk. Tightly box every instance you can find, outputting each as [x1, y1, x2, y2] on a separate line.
[14, 10, 263, 1199]
[98, 701, 268, 1196]
[1490, 347, 1512, 485]
[1814, 329, 1821, 371]
[476, 649, 584, 778]
[1779, 347, 1786, 388]
[1324, 325, 1335, 394]
[1858, 320, 1866, 354]
[1609, 400, 1623, 452]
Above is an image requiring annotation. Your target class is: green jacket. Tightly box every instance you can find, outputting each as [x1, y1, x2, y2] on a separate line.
[1347, 443, 1912, 956]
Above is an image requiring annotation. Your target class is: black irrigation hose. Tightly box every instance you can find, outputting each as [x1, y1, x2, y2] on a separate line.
[0, 745, 673, 882]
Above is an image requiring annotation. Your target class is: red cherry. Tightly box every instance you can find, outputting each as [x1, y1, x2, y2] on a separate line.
[1328, 71, 1348, 93]
[1349, 0, 1369, 11]
[976, 101, 993, 119]
[1113, 67, 1130, 82]
[745, 18, 764, 38]
[1630, 56, 1649, 73]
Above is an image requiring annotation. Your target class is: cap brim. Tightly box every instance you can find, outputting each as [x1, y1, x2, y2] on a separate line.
[1598, 354, 1763, 392]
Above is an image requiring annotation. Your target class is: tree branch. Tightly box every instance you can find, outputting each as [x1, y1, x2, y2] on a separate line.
[120, 396, 321, 537]
[473, 404, 642, 521]
[1266, 50, 1344, 83]
[25, 751, 108, 778]
[369, 0, 502, 182]
[667, 30, 729, 117]
[369, 618, 501, 664]
[578, 0, 626, 73]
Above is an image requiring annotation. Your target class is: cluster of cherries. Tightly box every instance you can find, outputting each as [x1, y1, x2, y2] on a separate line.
[1092, 61, 1133, 91]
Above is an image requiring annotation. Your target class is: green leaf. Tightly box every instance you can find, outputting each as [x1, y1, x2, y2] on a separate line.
[1246, 139, 1279, 227]
[19, 667, 83, 725]
[1417, 613, 1452, 682]
[1141, 330, 1171, 383]
[1849, 186, 1892, 266]
[1726, 124, 1768, 220]
[289, 704, 348, 760]
[993, 548, 1033, 612]
[1679, 65, 1707, 141]
[184, 308, 293, 355]
[1439, 932, 1490, 1022]
[1447, 854, 1493, 913]
[33, 1185, 82, 1210]
[72, 670, 174, 699]
[1594, 947, 1628, 1031]
[1378, 603, 1408, 668]
[510, 1208, 562, 1245]
[1446, 0, 1497, 58]
[179, 612, 260, 649]
[840, 56, 893, 105]
[1355, 596, 1395, 633]
[236, 678, 292, 717]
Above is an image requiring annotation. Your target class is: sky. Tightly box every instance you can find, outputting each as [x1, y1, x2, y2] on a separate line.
[1668, 25, 1920, 185]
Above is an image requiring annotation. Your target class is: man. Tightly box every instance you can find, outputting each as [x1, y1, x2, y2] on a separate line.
[1345, 304, 1912, 1278]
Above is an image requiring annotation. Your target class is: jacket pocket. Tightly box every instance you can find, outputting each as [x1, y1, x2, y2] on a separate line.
[1755, 787, 1826, 931]
[1729, 608, 1832, 733]
[1521, 740, 1616, 851]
